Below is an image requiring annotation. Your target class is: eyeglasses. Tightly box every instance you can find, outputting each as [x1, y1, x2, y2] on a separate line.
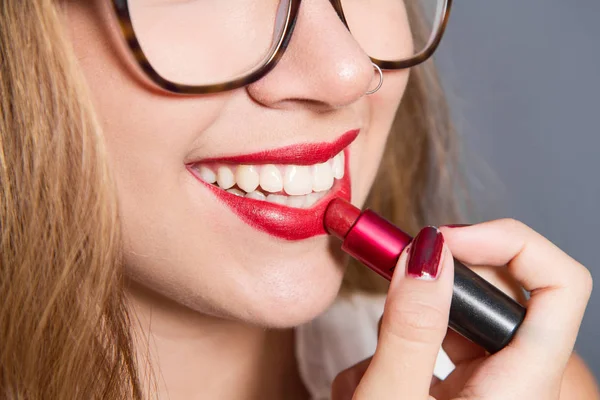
[111, 0, 453, 95]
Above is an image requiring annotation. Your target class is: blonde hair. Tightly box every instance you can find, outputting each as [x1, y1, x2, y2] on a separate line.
[0, 0, 462, 397]
[0, 1, 141, 398]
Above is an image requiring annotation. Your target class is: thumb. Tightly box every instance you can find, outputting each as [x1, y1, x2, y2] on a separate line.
[354, 226, 454, 400]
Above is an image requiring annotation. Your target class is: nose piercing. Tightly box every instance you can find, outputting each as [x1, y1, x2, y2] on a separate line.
[365, 63, 384, 95]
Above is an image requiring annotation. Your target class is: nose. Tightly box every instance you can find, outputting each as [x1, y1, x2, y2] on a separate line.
[246, 0, 375, 111]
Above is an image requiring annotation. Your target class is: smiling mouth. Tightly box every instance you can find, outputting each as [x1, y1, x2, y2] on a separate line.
[190, 150, 345, 209]
[186, 130, 357, 240]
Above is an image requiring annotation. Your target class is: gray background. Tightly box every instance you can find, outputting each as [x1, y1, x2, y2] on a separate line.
[435, 0, 600, 378]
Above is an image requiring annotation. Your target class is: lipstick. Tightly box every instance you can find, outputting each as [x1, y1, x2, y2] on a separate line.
[324, 198, 526, 354]
[198, 129, 359, 166]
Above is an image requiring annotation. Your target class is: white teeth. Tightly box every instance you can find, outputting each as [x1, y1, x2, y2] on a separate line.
[246, 190, 266, 201]
[331, 152, 344, 179]
[304, 193, 320, 208]
[197, 166, 216, 184]
[197, 149, 346, 207]
[259, 164, 283, 193]
[266, 194, 287, 205]
[264, 192, 327, 209]
[305, 192, 327, 208]
[216, 166, 235, 189]
[287, 195, 305, 208]
[235, 165, 259, 193]
[227, 188, 245, 197]
[283, 165, 312, 196]
[311, 162, 334, 192]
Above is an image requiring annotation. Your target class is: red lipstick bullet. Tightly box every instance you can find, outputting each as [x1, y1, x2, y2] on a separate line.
[324, 198, 526, 354]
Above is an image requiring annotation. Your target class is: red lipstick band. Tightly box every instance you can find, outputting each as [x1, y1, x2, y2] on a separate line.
[324, 198, 526, 354]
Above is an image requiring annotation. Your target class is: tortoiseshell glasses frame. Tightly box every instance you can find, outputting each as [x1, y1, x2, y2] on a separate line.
[110, 0, 453, 95]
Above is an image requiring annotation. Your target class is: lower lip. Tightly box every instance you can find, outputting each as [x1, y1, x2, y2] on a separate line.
[187, 151, 351, 240]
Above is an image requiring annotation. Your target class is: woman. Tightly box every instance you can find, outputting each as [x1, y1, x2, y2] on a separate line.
[0, 0, 597, 399]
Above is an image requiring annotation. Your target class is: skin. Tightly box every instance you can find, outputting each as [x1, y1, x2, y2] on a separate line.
[62, 0, 598, 399]
[332, 223, 599, 399]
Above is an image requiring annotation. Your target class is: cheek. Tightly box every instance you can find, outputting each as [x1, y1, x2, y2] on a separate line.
[66, 0, 233, 255]
[66, 0, 228, 171]
[351, 69, 410, 206]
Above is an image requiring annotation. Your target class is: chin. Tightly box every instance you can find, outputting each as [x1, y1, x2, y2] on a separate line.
[222, 244, 348, 328]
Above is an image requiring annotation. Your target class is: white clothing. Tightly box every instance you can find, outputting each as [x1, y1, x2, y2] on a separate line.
[295, 292, 455, 400]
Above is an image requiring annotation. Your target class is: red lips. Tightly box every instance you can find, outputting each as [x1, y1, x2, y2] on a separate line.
[187, 130, 357, 240]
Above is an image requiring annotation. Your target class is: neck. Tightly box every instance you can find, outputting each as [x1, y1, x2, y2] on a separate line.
[125, 282, 309, 400]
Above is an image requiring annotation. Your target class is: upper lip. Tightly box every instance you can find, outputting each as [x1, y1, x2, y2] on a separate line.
[188, 129, 359, 166]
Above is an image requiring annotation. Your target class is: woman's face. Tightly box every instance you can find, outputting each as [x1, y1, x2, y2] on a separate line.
[65, 0, 410, 326]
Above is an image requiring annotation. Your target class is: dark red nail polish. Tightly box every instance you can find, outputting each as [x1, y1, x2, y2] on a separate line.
[442, 224, 471, 228]
[406, 226, 444, 280]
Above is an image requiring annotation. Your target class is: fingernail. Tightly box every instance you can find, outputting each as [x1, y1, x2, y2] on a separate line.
[442, 224, 471, 228]
[406, 226, 444, 280]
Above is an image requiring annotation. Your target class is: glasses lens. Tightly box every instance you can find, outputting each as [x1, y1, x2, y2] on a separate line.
[341, 0, 445, 62]
[127, 0, 290, 86]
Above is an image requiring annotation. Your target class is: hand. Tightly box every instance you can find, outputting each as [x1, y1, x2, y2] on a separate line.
[331, 220, 593, 400]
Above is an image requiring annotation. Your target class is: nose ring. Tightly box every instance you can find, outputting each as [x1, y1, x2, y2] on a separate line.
[365, 63, 384, 95]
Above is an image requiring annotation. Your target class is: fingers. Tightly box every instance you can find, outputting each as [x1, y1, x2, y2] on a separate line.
[353, 227, 455, 400]
[331, 358, 371, 400]
[331, 355, 443, 400]
[439, 220, 593, 378]
[441, 328, 485, 364]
